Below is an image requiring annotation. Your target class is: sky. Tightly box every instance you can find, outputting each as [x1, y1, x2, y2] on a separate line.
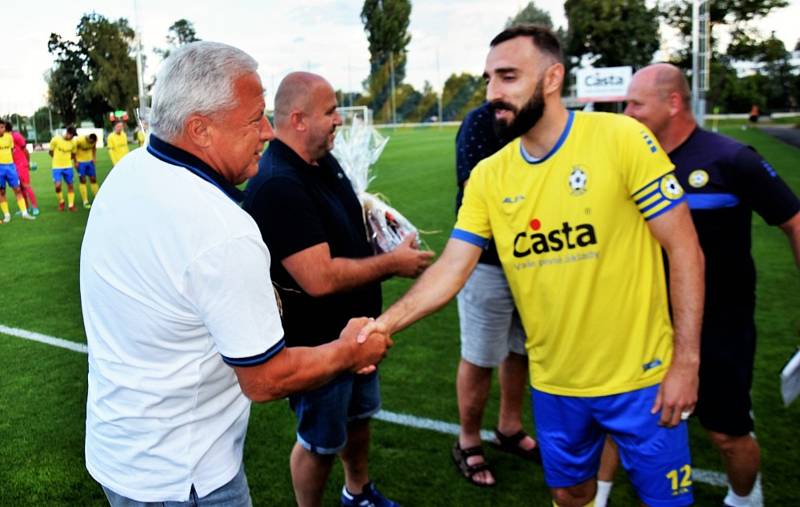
[2, 0, 798, 116]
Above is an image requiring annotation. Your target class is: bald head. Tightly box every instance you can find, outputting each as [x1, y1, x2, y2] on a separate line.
[273, 71, 342, 163]
[274, 72, 331, 128]
[625, 63, 696, 153]
[635, 63, 691, 110]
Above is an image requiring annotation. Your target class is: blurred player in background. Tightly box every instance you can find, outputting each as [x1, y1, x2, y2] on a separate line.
[76, 133, 99, 208]
[0, 121, 36, 222]
[6, 121, 39, 216]
[49, 126, 78, 211]
[107, 122, 129, 166]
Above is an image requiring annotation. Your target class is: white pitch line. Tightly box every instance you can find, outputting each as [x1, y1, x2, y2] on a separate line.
[3, 324, 762, 503]
[0, 324, 88, 353]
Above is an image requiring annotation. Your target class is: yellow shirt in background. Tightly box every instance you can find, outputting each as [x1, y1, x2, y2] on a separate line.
[50, 136, 77, 168]
[107, 131, 129, 166]
[76, 136, 96, 163]
[0, 133, 13, 164]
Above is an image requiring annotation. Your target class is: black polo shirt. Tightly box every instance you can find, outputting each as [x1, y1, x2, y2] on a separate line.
[670, 127, 799, 331]
[243, 139, 381, 348]
[456, 102, 510, 266]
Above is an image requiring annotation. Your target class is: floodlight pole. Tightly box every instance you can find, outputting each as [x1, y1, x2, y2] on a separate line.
[389, 52, 397, 125]
[133, 0, 148, 113]
[437, 49, 443, 124]
[691, 0, 709, 126]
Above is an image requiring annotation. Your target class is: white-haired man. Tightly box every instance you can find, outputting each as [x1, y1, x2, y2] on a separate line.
[80, 41, 392, 507]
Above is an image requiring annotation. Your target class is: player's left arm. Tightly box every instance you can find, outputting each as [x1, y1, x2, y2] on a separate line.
[779, 211, 800, 268]
[729, 147, 800, 269]
[647, 202, 705, 427]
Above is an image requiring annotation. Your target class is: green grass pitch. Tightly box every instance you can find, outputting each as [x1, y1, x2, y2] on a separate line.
[0, 125, 797, 506]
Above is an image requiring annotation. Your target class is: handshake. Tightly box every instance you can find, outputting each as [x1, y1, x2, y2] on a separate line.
[337, 317, 393, 373]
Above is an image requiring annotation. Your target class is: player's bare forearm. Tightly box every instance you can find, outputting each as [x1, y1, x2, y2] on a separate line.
[779, 211, 800, 268]
[375, 238, 481, 335]
[282, 237, 434, 297]
[647, 203, 704, 367]
[647, 204, 704, 425]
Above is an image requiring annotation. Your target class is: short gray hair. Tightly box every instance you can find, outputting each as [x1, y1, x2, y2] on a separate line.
[150, 41, 259, 141]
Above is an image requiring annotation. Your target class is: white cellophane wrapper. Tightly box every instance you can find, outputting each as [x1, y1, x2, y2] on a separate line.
[332, 117, 420, 253]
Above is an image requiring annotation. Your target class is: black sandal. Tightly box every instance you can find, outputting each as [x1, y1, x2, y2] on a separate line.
[491, 428, 542, 464]
[451, 441, 496, 487]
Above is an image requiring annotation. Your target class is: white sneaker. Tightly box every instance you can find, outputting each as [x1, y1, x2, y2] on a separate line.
[3, 214, 10, 223]
[21, 213, 36, 220]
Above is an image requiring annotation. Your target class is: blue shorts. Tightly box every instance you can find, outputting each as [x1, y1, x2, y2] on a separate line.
[52, 167, 74, 185]
[78, 161, 96, 178]
[289, 371, 381, 455]
[0, 163, 20, 189]
[532, 384, 693, 507]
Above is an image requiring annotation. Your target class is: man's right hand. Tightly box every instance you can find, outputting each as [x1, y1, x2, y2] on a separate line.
[339, 317, 393, 372]
[391, 234, 435, 278]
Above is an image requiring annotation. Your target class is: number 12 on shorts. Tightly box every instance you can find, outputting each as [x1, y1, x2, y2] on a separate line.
[666, 464, 692, 495]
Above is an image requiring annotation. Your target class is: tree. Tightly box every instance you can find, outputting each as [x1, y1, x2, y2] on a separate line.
[33, 106, 60, 142]
[48, 13, 139, 127]
[662, 0, 788, 45]
[360, 0, 412, 122]
[441, 73, 485, 121]
[565, 0, 660, 68]
[155, 19, 200, 59]
[661, 0, 792, 113]
[412, 82, 440, 122]
[507, 2, 553, 28]
[46, 34, 85, 125]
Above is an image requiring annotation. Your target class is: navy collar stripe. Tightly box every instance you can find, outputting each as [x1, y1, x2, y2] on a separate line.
[147, 135, 245, 204]
[519, 109, 575, 165]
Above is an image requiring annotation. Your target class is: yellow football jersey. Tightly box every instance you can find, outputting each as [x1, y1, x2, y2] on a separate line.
[75, 136, 96, 162]
[107, 131, 129, 165]
[0, 133, 13, 164]
[50, 136, 76, 168]
[455, 111, 685, 397]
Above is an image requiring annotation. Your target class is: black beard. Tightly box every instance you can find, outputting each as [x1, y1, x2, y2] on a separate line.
[490, 83, 545, 141]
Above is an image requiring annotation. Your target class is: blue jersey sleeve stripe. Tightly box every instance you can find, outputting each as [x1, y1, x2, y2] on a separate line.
[644, 196, 685, 221]
[221, 338, 286, 367]
[641, 199, 671, 218]
[686, 193, 740, 209]
[451, 229, 490, 249]
[633, 187, 660, 205]
[632, 180, 659, 200]
[639, 196, 670, 214]
[631, 169, 675, 199]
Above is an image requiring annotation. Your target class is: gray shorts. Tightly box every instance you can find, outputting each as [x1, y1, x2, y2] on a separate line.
[457, 263, 527, 368]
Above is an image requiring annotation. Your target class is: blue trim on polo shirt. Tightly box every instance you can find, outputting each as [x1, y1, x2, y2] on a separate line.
[221, 338, 286, 367]
[451, 228, 490, 248]
[519, 110, 574, 165]
[686, 193, 740, 210]
[147, 135, 245, 203]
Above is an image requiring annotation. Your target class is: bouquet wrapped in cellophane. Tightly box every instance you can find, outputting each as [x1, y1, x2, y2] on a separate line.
[332, 117, 421, 253]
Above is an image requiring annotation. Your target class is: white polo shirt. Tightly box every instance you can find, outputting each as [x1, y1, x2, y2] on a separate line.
[80, 145, 284, 501]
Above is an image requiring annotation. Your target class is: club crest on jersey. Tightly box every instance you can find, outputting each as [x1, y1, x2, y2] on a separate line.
[688, 169, 709, 188]
[568, 166, 588, 196]
[660, 174, 685, 200]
